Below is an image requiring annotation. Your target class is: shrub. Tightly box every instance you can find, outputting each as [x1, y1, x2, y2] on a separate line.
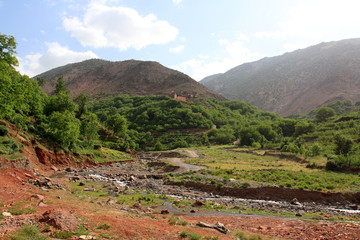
[0, 125, 9, 136]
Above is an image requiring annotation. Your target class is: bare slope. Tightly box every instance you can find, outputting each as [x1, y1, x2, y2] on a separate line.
[201, 38, 360, 115]
[36, 59, 225, 100]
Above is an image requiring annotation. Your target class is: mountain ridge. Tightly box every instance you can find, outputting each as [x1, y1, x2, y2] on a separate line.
[36, 59, 226, 101]
[201, 38, 360, 115]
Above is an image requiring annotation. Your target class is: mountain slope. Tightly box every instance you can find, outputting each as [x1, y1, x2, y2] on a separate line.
[36, 59, 225, 100]
[201, 38, 360, 115]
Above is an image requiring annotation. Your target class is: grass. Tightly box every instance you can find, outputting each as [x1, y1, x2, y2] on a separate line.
[178, 146, 360, 192]
[7, 202, 36, 215]
[74, 147, 132, 163]
[69, 181, 110, 198]
[9, 224, 47, 240]
[168, 216, 188, 226]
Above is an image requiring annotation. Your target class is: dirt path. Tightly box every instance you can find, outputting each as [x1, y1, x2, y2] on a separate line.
[164, 157, 204, 172]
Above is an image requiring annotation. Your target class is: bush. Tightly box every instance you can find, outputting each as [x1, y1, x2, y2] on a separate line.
[0, 125, 9, 136]
[326, 159, 340, 171]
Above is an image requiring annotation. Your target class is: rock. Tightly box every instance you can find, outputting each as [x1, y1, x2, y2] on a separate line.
[39, 210, 79, 231]
[83, 188, 95, 192]
[31, 194, 45, 201]
[291, 198, 302, 206]
[192, 200, 205, 207]
[106, 198, 116, 205]
[348, 204, 358, 210]
[161, 209, 169, 214]
[78, 182, 85, 186]
[38, 201, 47, 207]
[296, 212, 303, 217]
[24, 173, 33, 178]
[190, 209, 196, 213]
[2, 212, 12, 217]
[51, 166, 58, 171]
[130, 176, 137, 181]
[78, 235, 96, 240]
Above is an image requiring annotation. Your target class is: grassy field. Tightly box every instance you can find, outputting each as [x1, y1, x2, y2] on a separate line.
[181, 146, 360, 192]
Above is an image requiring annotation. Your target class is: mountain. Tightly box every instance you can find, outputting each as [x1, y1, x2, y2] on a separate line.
[36, 59, 225, 101]
[201, 38, 360, 116]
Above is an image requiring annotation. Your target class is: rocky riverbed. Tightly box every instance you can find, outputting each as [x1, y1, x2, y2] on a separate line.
[52, 152, 360, 220]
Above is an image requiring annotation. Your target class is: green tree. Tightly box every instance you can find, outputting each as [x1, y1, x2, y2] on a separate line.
[74, 92, 90, 118]
[105, 114, 127, 137]
[80, 112, 98, 144]
[315, 107, 335, 122]
[47, 111, 80, 148]
[0, 34, 18, 67]
[54, 77, 69, 95]
[237, 126, 261, 146]
[334, 133, 353, 156]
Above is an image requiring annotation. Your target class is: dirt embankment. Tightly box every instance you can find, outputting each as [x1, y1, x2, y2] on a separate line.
[166, 180, 360, 204]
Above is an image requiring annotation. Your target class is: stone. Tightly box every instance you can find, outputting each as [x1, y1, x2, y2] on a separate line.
[51, 166, 58, 171]
[39, 210, 79, 231]
[106, 198, 116, 205]
[161, 209, 169, 214]
[192, 200, 205, 207]
[31, 194, 45, 201]
[296, 212, 303, 217]
[2, 212, 12, 217]
[38, 201, 48, 207]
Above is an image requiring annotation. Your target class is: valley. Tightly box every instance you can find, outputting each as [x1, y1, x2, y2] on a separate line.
[1, 33, 360, 239]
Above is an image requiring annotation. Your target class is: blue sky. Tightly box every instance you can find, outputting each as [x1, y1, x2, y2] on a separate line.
[2, 0, 360, 80]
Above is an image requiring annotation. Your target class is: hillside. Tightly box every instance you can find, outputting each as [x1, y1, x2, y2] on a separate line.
[201, 38, 360, 115]
[36, 59, 225, 101]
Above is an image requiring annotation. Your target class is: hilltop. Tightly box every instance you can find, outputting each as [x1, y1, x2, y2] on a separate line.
[201, 38, 360, 115]
[36, 59, 225, 101]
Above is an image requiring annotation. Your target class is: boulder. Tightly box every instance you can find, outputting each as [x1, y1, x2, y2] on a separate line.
[39, 210, 79, 231]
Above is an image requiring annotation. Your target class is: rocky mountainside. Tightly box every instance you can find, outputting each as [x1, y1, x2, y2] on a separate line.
[201, 38, 360, 115]
[36, 59, 225, 100]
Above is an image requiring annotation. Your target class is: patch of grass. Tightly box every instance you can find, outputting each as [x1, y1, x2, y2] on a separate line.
[204, 235, 219, 240]
[188, 231, 202, 240]
[51, 231, 73, 239]
[97, 222, 111, 230]
[10, 224, 48, 240]
[8, 202, 36, 215]
[168, 216, 188, 226]
[68, 181, 109, 198]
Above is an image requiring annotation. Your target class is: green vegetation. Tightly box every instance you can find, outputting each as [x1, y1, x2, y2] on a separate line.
[9, 224, 47, 240]
[1, 33, 360, 201]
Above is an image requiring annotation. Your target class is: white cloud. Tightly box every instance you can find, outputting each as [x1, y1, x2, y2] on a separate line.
[255, 0, 360, 43]
[18, 42, 98, 77]
[172, 0, 182, 4]
[169, 45, 184, 53]
[173, 34, 259, 80]
[63, 2, 178, 50]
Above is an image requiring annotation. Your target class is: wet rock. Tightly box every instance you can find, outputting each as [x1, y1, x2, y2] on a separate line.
[348, 204, 358, 210]
[291, 198, 302, 206]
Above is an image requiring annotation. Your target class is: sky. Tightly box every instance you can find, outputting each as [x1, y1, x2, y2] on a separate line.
[2, 0, 360, 80]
